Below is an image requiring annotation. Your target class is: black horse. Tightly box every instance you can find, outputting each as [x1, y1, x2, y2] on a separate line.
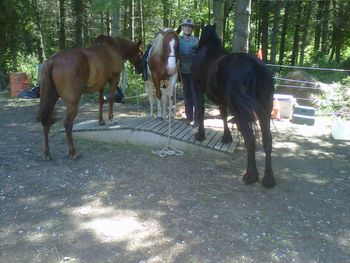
[192, 24, 276, 188]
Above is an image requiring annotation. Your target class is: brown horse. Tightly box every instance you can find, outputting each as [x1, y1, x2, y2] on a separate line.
[37, 35, 142, 160]
[145, 29, 179, 118]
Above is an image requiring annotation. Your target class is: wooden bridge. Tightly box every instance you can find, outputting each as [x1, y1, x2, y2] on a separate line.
[72, 117, 240, 155]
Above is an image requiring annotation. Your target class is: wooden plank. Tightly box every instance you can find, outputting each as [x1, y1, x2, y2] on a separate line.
[227, 137, 240, 154]
[147, 119, 167, 131]
[181, 127, 198, 142]
[127, 117, 152, 129]
[158, 121, 171, 135]
[171, 122, 188, 137]
[169, 122, 185, 136]
[175, 125, 192, 140]
[143, 118, 162, 130]
[153, 121, 170, 134]
[132, 118, 155, 130]
[207, 131, 223, 149]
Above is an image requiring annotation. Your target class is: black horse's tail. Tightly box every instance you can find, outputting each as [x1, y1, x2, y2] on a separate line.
[226, 61, 274, 124]
[37, 60, 59, 125]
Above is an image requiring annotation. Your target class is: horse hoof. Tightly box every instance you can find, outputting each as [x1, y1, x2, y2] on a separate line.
[242, 173, 259, 185]
[99, 120, 106, 126]
[221, 135, 233, 144]
[195, 132, 205, 142]
[262, 176, 276, 188]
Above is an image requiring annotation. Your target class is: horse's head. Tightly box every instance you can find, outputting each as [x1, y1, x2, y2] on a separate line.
[198, 23, 222, 49]
[159, 29, 179, 75]
[128, 39, 143, 74]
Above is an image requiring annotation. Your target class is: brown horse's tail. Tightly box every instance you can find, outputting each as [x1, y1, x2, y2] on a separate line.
[37, 60, 59, 125]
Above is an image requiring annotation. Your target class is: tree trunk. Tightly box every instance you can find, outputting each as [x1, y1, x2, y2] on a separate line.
[58, 0, 66, 50]
[299, 1, 312, 65]
[213, 0, 224, 42]
[72, 0, 83, 48]
[232, 0, 251, 53]
[106, 11, 111, 36]
[321, 0, 330, 55]
[111, 7, 120, 37]
[162, 0, 169, 28]
[291, 1, 302, 66]
[314, 0, 323, 52]
[260, 0, 269, 61]
[100, 12, 104, 35]
[278, 1, 291, 65]
[270, 0, 281, 64]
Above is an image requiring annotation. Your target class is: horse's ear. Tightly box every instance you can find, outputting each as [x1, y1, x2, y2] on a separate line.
[200, 21, 205, 30]
[176, 25, 182, 35]
[212, 23, 217, 30]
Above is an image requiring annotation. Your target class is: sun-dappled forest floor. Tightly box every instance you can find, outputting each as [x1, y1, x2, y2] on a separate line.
[1, 94, 349, 263]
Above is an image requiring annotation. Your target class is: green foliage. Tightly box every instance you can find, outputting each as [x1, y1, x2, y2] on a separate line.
[14, 53, 40, 86]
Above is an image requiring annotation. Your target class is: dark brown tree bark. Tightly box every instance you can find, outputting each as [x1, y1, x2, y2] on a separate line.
[278, 1, 291, 65]
[260, 0, 269, 61]
[290, 1, 302, 66]
[270, 0, 282, 64]
[58, 0, 66, 49]
[299, 1, 312, 65]
[321, 0, 330, 55]
[314, 0, 323, 52]
[72, 0, 83, 48]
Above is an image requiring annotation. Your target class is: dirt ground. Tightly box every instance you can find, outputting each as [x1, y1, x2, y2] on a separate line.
[0, 93, 349, 263]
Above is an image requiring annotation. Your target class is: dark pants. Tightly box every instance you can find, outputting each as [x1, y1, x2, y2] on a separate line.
[181, 73, 199, 123]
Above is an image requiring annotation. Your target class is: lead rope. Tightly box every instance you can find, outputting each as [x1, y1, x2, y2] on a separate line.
[152, 67, 184, 157]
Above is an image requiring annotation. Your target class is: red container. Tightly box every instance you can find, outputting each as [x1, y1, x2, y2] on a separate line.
[10, 72, 30, 97]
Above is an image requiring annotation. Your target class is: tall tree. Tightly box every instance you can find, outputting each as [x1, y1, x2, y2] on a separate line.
[278, 1, 291, 65]
[72, 0, 84, 48]
[58, 0, 66, 49]
[270, 0, 281, 64]
[314, 0, 323, 52]
[290, 1, 302, 66]
[321, 0, 330, 55]
[260, 0, 269, 61]
[232, 0, 251, 53]
[213, 0, 224, 42]
[299, 1, 312, 65]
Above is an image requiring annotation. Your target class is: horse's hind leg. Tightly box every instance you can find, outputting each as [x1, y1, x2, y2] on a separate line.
[64, 102, 79, 159]
[256, 109, 276, 188]
[98, 90, 105, 125]
[219, 105, 233, 144]
[237, 116, 259, 185]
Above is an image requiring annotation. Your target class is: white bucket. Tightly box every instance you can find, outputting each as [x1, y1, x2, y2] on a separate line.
[273, 94, 296, 119]
[331, 119, 350, 140]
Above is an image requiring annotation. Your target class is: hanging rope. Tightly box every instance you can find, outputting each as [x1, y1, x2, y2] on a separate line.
[152, 82, 184, 157]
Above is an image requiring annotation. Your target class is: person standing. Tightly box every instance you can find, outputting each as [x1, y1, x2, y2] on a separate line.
[179, 18, 199, 126]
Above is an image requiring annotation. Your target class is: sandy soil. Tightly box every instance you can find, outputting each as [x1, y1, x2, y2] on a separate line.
[0, 94, 349, 263]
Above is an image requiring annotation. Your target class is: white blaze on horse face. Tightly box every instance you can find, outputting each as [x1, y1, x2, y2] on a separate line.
[167, 39, 177, 75]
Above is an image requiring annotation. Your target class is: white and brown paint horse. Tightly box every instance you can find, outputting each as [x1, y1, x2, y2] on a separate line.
[145, 29, 179, 118]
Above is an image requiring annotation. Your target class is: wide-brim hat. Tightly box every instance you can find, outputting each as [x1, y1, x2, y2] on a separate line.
[181, 18, 195, 27]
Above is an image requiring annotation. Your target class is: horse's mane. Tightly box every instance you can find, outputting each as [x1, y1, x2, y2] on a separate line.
[150, 28, 175, 58]
[199, 25, 224, 52]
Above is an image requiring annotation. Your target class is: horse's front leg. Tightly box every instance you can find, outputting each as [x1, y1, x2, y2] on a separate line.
[194, 84, 205, 141]
[160, 82, 168, 119]
[145, 80, 154, 116]
[219, 105, 233, 144]
[64, 102, 79, 159]
[98, 90, 105, 125]
[168, 73, 178, 118]
[108, 74, 120, 124]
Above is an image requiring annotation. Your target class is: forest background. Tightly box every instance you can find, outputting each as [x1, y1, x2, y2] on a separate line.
[0, 0, 349, 114]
